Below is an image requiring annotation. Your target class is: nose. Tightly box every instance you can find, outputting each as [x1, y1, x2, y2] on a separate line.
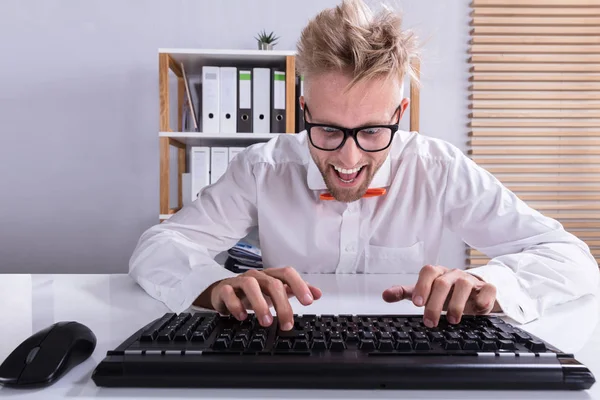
[337, 137, 363, 167]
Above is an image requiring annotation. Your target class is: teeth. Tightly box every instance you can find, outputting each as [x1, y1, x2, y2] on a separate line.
[333, 165, 362, 174]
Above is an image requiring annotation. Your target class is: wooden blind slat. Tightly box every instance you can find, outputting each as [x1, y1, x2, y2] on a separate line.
[471, 63, 600, 72]
[471, 26, 600, 35]
[474, 157, 600, 164]
[469, 120, 600, 128]
[470, 138, 600, 145]
[472, 0, 600, 6]
[470, 130, 600, 137]
[470, 111, 600, 119]
[470, 92, 600, 100]
[484, 167, 600, 174]
[471, 82, 600, 91]
[470, 100, 600, 109]
[472, 7, 600, 16]
[471, 54, 600, 63]
[495, 176, 600, 183]
[518, 194, 600, 201]
[505, 186, 600, 192]
[472, 16, 600, 25]
[469, 148, 600, 155]
[471, 35, 600, 44]
[471, 73, 600, 82]
[471, 44, 600, 53]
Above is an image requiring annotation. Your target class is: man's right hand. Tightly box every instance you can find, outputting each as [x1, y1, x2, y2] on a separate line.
[197, 267, 322, 331]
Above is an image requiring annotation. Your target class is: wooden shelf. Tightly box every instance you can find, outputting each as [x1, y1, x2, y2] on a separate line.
[159, 48, 296, 74]
[160, 131, 283, 145]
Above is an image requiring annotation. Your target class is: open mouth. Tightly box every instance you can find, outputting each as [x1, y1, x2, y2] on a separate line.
[332, 164, 365, 185]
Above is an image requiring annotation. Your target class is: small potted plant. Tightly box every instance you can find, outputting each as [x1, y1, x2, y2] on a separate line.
[255, 29, 279, 50]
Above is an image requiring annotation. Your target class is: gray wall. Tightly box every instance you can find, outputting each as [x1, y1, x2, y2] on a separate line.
[0, 0, 470, 274]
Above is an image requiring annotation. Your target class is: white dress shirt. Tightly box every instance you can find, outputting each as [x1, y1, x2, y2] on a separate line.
[129, 130, 599, 324]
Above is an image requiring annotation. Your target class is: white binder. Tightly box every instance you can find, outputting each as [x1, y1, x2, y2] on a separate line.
[252, 67, 271, 133]
[210, 147, 229, 184]
[202, 66, 220, 132]
[219, 67, 237, 133]
[228, 147, 245, 162]
[191, 146, 210, 199]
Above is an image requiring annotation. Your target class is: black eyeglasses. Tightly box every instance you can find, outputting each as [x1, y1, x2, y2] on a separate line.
[303, 104, 401, 152]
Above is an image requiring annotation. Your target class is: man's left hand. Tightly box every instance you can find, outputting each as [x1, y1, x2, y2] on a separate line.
[382, 265, 501, 327]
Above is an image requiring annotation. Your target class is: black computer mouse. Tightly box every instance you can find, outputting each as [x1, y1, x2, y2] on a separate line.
[0, 321, 96, 388]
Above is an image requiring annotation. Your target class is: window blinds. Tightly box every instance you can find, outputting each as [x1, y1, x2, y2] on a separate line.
[467, 0, 600, 267]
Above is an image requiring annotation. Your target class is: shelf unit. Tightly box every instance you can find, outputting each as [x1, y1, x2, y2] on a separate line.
[158, 48, 298, 219]
[158, 48, 421, 221]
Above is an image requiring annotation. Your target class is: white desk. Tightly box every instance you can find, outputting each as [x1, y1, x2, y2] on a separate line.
[1, 273, 599, 399]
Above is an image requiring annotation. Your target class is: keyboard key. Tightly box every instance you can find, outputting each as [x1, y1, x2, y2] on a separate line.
[428, 332, 444, 342]
[249, 338, 265, 350]
[378, 340, 395, 352]
[444, 340, 461, 350]
[293, 340, 310, 350]
[330, 339, 346, 352]
[231, 338, 248, 349]
[414, 340, 431, 351]
[526, 340, 547, 353]
[276, 339, 292, 350]
[359, 339, 376, 352]
[480, 340, 498, 352]
[497, 339, 516, 350]
[462, 340, 479, 351]
[311, 339, 327, 351]
[514, 331, 532, 343]
[411, 332, 427, 341]
[213, 338, 229, 350]
[396, 340, 413, 351]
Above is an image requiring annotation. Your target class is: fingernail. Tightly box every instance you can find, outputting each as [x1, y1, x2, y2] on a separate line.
[414, 296, 424, 306]
[423, 318, 434, 328]
[282, 321, 293, 331]
[447, 315, 457, 324]
[303, 293, 313, 304]
[238, 312, 247, 320]
[262, 314, 272, 326]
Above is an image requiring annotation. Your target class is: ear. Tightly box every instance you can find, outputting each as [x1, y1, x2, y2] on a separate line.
[299, 95, 305, 110]
[398, 98, 410, 119]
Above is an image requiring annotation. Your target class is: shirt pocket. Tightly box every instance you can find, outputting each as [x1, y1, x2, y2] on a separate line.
[365, 241, 424, 274]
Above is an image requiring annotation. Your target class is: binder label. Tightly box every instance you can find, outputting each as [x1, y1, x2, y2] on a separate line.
[239, 70, 251, 109]
[274, 71, 286, 110]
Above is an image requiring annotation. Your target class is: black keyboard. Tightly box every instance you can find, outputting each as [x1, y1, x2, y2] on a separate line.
[92, 312, 595, 390]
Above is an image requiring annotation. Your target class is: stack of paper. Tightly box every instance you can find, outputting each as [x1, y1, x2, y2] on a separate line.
[225, 241, 263, 273]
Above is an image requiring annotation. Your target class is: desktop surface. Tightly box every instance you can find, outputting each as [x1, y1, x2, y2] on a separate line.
[1, 273, 599, 399]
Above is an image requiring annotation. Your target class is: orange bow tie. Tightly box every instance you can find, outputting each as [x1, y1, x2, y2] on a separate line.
[319, 188, 387, 200]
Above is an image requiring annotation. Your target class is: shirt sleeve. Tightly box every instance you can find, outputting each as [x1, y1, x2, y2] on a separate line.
[442, 150, 599, 325]
[128, 151, 258, 313]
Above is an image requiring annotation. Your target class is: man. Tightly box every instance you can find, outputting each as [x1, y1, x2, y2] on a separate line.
[129, 0, 598, 331]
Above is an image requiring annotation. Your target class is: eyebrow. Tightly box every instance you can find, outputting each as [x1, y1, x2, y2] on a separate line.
[307, 106, 396, 127]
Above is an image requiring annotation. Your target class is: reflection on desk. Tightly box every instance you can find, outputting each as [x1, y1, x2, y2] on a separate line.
[0, 273, 598, 399]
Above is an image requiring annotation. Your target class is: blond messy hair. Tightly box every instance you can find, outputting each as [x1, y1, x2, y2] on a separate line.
[296, 0, 419, 93]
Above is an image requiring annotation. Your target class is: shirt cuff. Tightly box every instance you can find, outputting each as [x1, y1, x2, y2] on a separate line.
[466, 263, 539, 325]
[165, 265, 238, 314]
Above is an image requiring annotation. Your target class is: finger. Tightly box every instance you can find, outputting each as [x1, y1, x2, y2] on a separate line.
[381, 285, 414, 303]
[471, 283, 497, 314]
[423, 271, 459, 327]
[264, 267, 315, 306]
[219, 284, 247, 321]
[445, 277, 473, 324]
[286, 284, 322, 300]
[235, 275, 272, 327]
[256, 275, 294, 331]
[413, 265, 445, 307]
